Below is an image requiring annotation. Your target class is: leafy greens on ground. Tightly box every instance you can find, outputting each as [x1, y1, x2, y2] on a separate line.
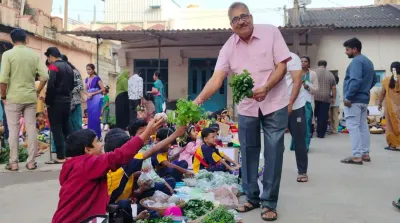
[183, 199, 214, 220]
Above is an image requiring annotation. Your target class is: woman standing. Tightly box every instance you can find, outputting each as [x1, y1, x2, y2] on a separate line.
[378, 62, 400, 151]
[148, 71, 164, 113]
[85, 64, 105, 138]
[115, 70, 130, 129]
[291, 56, 319, 151]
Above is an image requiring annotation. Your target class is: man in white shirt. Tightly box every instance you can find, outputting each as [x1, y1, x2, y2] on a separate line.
[128, 70, 143, 122]
[285, 52, 309, 183]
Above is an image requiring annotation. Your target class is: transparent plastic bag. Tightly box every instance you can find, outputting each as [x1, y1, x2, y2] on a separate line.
[167, 195, 181, 204]
[137, 171, 154, 188]
[183, 178, 197, 187]
[152, 190, 170, 203]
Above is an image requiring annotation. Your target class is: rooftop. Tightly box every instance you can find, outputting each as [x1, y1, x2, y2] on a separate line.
[289, 4, 400, 28]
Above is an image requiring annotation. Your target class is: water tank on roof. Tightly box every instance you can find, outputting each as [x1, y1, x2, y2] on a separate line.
[299, 0, 312, 6]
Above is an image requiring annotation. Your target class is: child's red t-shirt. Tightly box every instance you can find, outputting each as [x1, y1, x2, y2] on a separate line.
[51, 136, 144, 223]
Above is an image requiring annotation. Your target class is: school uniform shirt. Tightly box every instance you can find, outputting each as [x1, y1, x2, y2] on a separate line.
[151, 152, 169, 175]
[192, 144, 226, 173]
[107, 154, 144, 203]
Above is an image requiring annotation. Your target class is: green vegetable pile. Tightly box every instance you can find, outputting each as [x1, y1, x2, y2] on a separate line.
[137, 217, 172, 223]
[170, 99, 205, 127]
[200, 206, 236, 223]
[0, 145, 28, 164]
[229, 69, 254, 104]
[183, 199, 214, 220]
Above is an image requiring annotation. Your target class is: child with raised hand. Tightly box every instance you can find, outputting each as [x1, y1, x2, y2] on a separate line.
[152, 128, 195, 182]
[105, 126, 186, 222]
[51, 118, 164, 223]
[193, 128, 240, 174]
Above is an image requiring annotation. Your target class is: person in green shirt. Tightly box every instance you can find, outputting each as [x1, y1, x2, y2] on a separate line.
[0, 29, 48, 171]
[102, 86, 110, 131]
[115, 70, 130, 129]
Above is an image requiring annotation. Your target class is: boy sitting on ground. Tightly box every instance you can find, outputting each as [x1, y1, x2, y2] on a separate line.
[151, 128, 195, 182]
[193, 128, 240, 174]
[128, 119, 176, 196]
[51, 118, 164, 223]
[105, 127, 185, 222]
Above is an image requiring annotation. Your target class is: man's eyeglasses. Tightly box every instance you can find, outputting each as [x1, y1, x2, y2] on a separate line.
[231, 14, 250, 24]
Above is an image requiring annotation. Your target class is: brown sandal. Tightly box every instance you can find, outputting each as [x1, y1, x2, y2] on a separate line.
[297, 174, 308, 183]
[5, 163, 18, 171]
[261, 208, 278, 221]
[235, 202, 260, 213]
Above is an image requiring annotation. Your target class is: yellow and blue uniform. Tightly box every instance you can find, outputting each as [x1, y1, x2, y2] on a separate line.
[151, 151, 188, 182]
[107, 153, 145, 203]
[193, 144, 226, 174]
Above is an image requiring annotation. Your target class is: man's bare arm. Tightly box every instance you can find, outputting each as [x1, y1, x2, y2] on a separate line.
[290, 70, 302, 105]
[36, 81, 47, 95]
[194, 70, 225, 104]
[264, 62, 288, 90]
[331, 86, 337, 104]
[0, 83, 7, 98]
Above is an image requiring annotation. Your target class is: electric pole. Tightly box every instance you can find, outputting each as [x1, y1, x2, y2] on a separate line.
[283, 5, 287, 26]
[292, 0, 301, 55]
[64, 0, 69, 31]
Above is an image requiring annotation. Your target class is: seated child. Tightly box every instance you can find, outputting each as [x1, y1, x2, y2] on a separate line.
[193, 128, 240, 174]
[128, 119, 176, 196]
[219, 109, 231, 124]
[51, 118, 165, 223]
[36, 112, 48, 132]
[151, 128, 195, 182]
[177, 125, 202, 170]
[142, 93, 155, 122]
[105, 127, 185, 222]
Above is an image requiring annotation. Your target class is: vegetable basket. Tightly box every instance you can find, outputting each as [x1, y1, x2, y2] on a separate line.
[139, 197, 186, 216]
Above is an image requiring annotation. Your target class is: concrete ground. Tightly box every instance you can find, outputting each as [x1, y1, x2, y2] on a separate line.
[0, 133, 399, 223]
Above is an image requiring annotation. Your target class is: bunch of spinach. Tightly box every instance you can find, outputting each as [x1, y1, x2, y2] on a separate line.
[183, 199, 214, 220]
[174, 99, 205, 127]
[200, 206, 235, 223]
[229, 69, 254, 104]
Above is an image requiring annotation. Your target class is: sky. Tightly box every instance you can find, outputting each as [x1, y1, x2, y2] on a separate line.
[52, 0, 374, 25]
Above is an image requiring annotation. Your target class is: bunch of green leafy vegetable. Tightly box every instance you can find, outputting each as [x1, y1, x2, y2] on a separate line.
[0, 145, 28, 164]
[200, 206, 235, 223]
[183, 199, 214, 220]
[137, 217, 172, 223]
[173, 99, 205, 127]
[229, 69, 254, 104]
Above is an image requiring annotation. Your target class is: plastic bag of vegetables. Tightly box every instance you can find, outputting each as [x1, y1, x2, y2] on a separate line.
[229, 69, 255, 104]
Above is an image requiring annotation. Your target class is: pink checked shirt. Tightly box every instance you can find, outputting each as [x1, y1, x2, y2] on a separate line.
[215, 24, 291, 117]
[178, 139, 202, 169]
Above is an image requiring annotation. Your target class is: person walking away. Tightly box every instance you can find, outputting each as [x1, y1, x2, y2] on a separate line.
[61, 55, 83, 132]
[128, 70, 143, 122]
[313, 60, 336, 138]
[378, 62, 400, 151]
[285, 53, 309, 183]
[148, 71, 164, 114]
[298, 56, 319, 151]
[44, 47, 74, 164]
[85, 64, 105, 139]
[341, 38, 377, 165]
[193, 2, 291, 221]
[102, 86, 110, 131]
[115, 70, 130, 130]
[0, 29, 48, 170]
[329, 75, 340, 134]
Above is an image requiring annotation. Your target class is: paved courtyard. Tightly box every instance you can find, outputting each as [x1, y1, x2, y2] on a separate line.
[0, 133, 399, 223]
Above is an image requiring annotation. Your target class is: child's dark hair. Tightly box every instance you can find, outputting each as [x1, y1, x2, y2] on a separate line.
[389, 61, 400, 89]
[209, 123, 220, 132]
[201, 128, 216, 138]
[104, 86, 109, 94]
[128, 118, 148, 136]
[66, 129, 97, 157]
[334, 75, 339, 85]
[104, 128, 130, 153]
[156, 128, 175, 144]
[36, 112, 43, 118]
[84, 109, 88, 114]
[144, 93, 154, 101]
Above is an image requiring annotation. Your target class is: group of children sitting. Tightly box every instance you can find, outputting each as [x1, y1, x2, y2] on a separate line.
[51, 110, 241, 223]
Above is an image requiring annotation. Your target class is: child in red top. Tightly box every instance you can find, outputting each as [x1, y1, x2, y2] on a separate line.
[51, 118, 164, 223]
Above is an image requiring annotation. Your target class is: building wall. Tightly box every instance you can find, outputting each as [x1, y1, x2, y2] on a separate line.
[375, 0, 400, 5]
[121, 46, 233, 113]
[171, 8, 231, 30]
[104, 0, 179, 23]
[26, 0, 52, 15]
[297, 28, 400, 110]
